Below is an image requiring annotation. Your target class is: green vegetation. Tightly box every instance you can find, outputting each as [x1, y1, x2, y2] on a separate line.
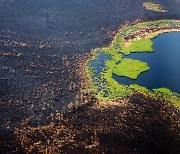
[153, 88, 180, 109]
[121, 39, 154, 55]
[100, 69, 133, 100]
[85, 19, 180, 109]
[111, 53, 122, 63]
[129, 84, 150, 93]
[112, 58, 150, 79]
[143, 2, 168, 12]
[100, 20, 180, 60]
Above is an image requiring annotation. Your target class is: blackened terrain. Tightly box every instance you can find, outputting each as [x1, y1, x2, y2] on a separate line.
[0, 0, 180, 153]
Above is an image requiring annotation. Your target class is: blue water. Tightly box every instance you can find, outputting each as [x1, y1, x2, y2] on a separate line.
[113, 32, 180, 93]
[88, 52, 111, 77]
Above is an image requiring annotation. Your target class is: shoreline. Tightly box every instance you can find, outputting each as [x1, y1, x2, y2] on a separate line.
[9, 19, 180, 154]
[85, 19, 180, 109]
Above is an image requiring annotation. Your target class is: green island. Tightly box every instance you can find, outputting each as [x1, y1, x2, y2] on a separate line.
[106, 58, 150, 79]
[86, 20, 180, 109]
[143, 2, 168, 12]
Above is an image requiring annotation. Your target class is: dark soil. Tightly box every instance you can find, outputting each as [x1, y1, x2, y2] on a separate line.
[0, 0, 180, 153]
[9, 92, 179, 154]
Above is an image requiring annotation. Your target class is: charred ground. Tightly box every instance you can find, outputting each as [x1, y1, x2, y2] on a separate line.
[0, 0, 180, 153]
[2, 92, 179, 153]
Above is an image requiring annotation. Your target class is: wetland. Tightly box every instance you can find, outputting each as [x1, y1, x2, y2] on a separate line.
[87, 20, 180, 108]
[0, 0, 180, 153]
[114, 32, 180, 94]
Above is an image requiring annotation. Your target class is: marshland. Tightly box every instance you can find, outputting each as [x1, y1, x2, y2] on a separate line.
[0, 0, 180, 153]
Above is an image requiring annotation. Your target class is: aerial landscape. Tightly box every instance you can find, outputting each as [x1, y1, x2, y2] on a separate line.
[0, 0, 180, 153]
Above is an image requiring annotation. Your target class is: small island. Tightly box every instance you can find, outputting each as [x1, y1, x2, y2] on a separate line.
[143, 2, 168, 12]
[111, 58, 150, 79]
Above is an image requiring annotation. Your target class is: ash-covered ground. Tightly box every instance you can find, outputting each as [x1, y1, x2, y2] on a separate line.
[0, 0, 180, 153]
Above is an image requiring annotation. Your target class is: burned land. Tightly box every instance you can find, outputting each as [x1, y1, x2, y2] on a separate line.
[0, 0, 180, 153]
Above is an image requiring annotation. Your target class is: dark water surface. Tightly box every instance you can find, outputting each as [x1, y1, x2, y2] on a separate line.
[113, 32, 180, 93]
[0, 0, 180, 132]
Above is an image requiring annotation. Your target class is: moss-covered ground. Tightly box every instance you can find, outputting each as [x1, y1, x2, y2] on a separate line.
[112, 58, 150, 79]
[121, 38, 154, 55]
[86, 20, 180, 109]
[143, 2, 168, 12]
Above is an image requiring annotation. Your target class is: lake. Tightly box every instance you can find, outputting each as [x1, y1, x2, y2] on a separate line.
[113, 32, 180, 93]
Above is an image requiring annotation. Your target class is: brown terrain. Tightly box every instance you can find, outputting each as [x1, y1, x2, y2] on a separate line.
[0, 0, 180, 153]
[12, 92, 180, 153]
[0, 54, 180, 153]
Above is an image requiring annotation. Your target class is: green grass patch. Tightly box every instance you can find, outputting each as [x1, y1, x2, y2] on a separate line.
[129, 84, 150, 93]
[99, 69, 133, 100]
[121, 39, 154, 55]
[143, 2, 168, 12]
[112, 58, 150, 79]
